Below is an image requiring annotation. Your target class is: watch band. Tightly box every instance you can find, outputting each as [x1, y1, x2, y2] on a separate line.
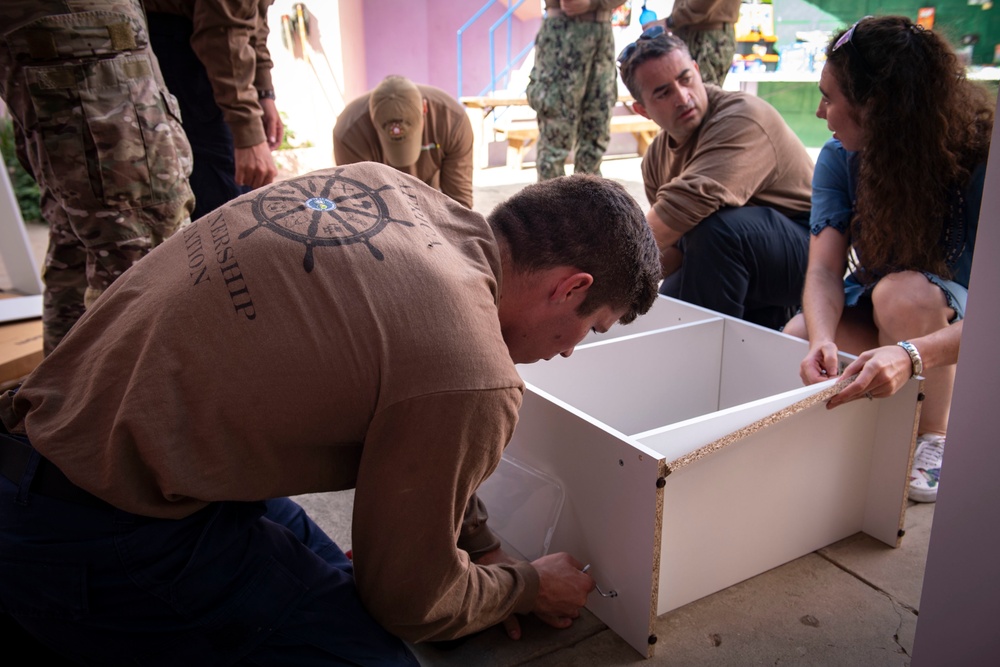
[896, 341, 923, 377]
[257, 89, 276, 100]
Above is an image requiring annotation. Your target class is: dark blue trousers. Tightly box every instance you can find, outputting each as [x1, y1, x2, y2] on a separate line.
[0, 431, 417, 666]
[659, 206, 810, 330]
[147, 12, 247, 222]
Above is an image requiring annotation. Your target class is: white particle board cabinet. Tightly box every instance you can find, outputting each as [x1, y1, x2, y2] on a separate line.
[477, 296, 921, 658]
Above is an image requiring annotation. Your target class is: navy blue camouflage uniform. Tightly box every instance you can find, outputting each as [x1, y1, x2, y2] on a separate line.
[526, 0, 620, 181]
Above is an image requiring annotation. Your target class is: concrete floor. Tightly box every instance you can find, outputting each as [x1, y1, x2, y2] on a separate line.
[3, 156, 930, 666]
[297, 489, 930, 666]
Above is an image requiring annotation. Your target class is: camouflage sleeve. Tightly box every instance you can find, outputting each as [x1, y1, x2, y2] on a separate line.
[189, 0, 266, 148]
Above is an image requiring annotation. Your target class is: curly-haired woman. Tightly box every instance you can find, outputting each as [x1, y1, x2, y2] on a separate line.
[784, 15, 995, 503]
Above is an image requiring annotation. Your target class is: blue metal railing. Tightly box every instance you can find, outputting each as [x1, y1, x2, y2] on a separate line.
[457, 0, 534, 98]
[482, 0, 532, 97]
[456, 0, 499, 98]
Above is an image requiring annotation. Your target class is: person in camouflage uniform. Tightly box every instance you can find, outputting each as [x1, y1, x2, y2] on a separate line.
[678, 25, 736, 86]
[526, 0, 619, 181]
[662, 0, 741, 86]
[0, 0, 194, 355]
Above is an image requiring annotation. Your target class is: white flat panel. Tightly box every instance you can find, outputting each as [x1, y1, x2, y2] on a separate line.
[655, 391, 913, 615]
[580, 295, 720, 346]
[518, 321, 725, 436]
[716, 318, 859, 411]
[634, 381, 834, 462]
[718, 318, 811, 409]
[863, 378, 922, 545]
[498, 389, 665, 658]
[0, 295, 43, 323]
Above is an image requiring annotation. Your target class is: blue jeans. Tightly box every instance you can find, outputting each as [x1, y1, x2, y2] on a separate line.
[659, 206, 810, 330]
[0, 432, 417, 666]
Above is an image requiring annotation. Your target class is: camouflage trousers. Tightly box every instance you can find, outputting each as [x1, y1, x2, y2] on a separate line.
[0, 0, 194, 354]
[526, 17, 616, 181]
[677, 25, 737, 87]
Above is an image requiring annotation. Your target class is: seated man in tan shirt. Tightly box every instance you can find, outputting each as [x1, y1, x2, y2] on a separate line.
[334, 75, 475, 209]
[0, 163, 660, 663]
[619, 28, 814, 329]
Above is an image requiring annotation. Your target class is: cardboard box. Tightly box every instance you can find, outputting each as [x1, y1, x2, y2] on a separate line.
[0, 317, 43, 388]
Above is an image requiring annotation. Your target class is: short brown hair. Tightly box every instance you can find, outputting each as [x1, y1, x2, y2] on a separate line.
[618, 32, 690, 104]
[487, 175, 660, 324]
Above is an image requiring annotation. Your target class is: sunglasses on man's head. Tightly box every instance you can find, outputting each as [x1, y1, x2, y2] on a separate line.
[832, 17, 874, 75]
[617, 25, 665, 66]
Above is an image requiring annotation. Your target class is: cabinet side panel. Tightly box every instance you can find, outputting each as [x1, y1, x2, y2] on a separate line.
[863, 379, 922, 545]
[518, 321, 725, 436]
[718, 318, 811, 409]
[636, 382, 831, 461]
[498, 390, 665, 658]
[656, 397, 886, 614]
[580, 295, 721, 345]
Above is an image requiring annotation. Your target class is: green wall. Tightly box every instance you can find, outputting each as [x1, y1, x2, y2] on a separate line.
[757, 1, 1000, 149]
[757, 79, 998, 151]
[806, 0, 1000, 65]
[756, 82, 830, 149]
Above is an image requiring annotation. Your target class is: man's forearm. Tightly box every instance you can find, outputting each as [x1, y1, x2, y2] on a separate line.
[646, 206, 685, 278]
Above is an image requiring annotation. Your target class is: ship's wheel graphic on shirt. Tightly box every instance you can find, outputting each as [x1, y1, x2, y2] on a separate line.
[237, 169, 413, 272]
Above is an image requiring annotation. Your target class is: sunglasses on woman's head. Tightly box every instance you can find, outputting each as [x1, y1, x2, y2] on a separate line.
[832, 17, 874, 75]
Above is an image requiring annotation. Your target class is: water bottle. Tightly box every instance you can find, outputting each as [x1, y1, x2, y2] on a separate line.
[639, 2, 657, 27]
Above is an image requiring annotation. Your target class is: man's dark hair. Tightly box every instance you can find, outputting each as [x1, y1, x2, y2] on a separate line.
[618, 32, 690, 104]
[487, 175, 660, 324]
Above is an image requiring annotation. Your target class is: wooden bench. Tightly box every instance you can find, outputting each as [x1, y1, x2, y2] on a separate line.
[495, 113, 660, 169]
[461, 95, 661, 169]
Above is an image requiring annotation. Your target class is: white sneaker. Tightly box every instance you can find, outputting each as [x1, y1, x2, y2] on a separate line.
[909, 434, 945, 503]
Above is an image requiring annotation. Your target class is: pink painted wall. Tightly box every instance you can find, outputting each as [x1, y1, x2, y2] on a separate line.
[337, 0, 368, 100]
[358, 0, 541, 98]
[265, 0, 541, 170]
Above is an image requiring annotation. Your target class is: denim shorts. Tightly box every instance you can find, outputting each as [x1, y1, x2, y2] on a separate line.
[844, 271, 968, 323]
